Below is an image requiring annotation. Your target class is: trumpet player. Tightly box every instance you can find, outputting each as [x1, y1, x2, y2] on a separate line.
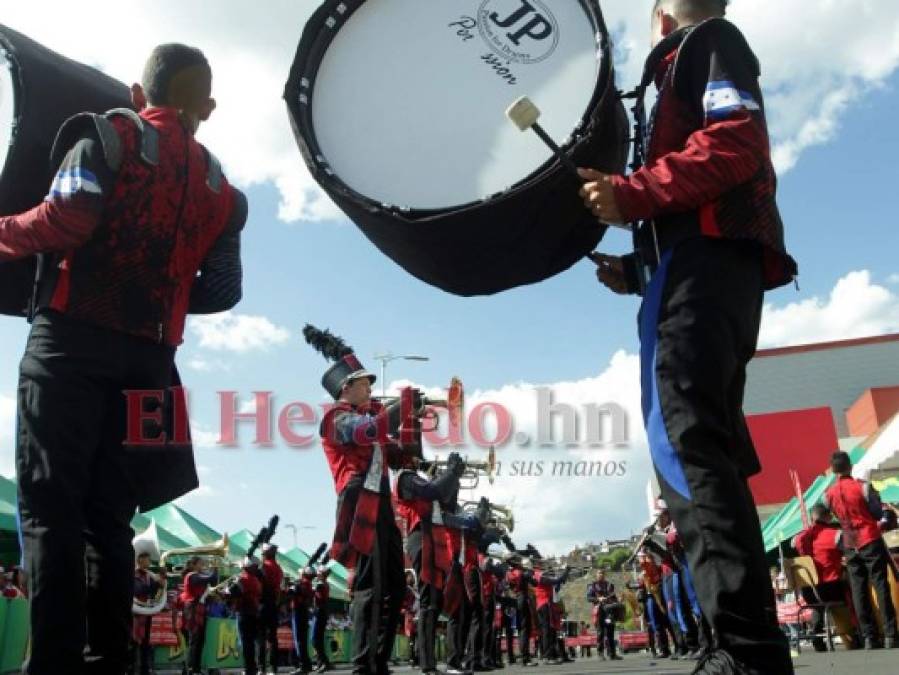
[587, 569, 621, 661]
[181, 556, 218, 675]
[393, 452, 468, 675]
[307, 326, 410, 675]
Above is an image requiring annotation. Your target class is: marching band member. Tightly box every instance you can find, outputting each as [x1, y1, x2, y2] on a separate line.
[495, 575, 516, 667]
[0, 567, 23, 599]
[443, 500, 490, 675]
[507, 557, 537, 667]
[181, 556, 217, 675]
[823, 451, 898, 649]
[534, 562, 570, 665]
[312, 563, 333, 672]
[306, 326, 410, 675]
[581, 1, 797, 671]
[586, 569, 621, 661]
[259, 543, 284, 673]
[392, 453, 466, 675]
[230, 557, 263, 675]
[791, 504, 846, 652]
[289, 567, 315, 674]
[132, 552, 163, 675]
[400, 570, 419, 667]
[478, 555, 502, 669]
[637, 550, 672, 658]
[8, 43, 246, 675]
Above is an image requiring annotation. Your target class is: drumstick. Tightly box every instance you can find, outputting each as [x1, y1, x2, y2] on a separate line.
[505, 96, 631, 233]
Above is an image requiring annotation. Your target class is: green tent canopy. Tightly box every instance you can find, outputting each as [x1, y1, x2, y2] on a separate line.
[873, 476, 899, 503]
[141, 503, 223, 547]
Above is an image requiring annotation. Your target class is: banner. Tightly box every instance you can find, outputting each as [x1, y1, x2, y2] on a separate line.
[149, 611, 180, 647]
[0, 598, 30, 674]
[201, 617, 243, 669]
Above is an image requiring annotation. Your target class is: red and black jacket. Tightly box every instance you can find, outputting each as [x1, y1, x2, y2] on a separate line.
[0, 107, 245, 345]
[614, 19, 797, 291]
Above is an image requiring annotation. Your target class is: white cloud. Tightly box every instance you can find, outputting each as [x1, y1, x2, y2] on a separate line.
[175, 484, 217, 507]
[187, 312, 291, 353]
[186, 357, 233, 374]
[0, 395, 15, 478]
[403, 351, 653, 556]
[888, 274, 899, 285]
[3, 0, 896, 227]
[760, 270, 899, 349]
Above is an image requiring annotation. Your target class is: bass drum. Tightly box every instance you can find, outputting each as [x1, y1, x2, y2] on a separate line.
[285, 0, 629, 296]
[0, 24, 132, 316]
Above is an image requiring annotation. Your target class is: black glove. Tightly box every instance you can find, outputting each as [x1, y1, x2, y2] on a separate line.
[446, 452, 466, 478]
[385, 399, 404, 437]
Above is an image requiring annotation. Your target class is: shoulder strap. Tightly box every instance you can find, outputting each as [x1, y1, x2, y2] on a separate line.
[104, 108, 160, 167]
[202, 147, 224, 194]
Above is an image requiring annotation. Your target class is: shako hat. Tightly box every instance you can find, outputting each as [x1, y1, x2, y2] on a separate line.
[303, 324, 376, 400]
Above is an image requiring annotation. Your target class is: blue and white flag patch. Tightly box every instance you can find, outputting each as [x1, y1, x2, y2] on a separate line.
[47, 168, 102, 201]
[703, 80, 760, 120]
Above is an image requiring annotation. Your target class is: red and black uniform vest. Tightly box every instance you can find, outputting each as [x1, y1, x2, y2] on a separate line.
[825, 476, 882, 550]
[793, 523, 843, 584]
[533, 570, 555, 609]
[292, 577, 314, 610]
[392, 472, 451, 589]
[45, 108, 234, 345]
[261, 558, 283, 608]
[320, 401, 392, 568]
[236, 570, 262, 617]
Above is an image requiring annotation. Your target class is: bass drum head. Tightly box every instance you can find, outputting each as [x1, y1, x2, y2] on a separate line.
[0, 47, 15, 184]
[311, 0, 602, 209]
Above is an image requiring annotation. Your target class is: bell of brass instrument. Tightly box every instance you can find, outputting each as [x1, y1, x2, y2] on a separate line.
[375, 377, 464, 433]
[132, 533, 230, 616]
[421, 446, 496, 489]
[462, 499, 514, 534]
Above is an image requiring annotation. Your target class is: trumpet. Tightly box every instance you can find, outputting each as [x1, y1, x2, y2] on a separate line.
[376, 376, 464, 432]
[420, 445, 496, 489]
[462, 499, 514, 534]
[131, 532, 230, 616]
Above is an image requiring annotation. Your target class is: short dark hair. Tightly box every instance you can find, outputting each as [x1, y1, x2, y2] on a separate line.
[830, 451, 852, 474]
[654, 0, 729, 21]
[141, 44, 211, 108]
[137, 552, 151, 560]
[810, 504, 830, 522]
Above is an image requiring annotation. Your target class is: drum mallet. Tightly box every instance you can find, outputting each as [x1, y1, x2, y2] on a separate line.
[506, 96, 630, 232]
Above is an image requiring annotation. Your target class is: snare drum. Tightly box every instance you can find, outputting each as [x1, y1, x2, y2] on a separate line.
[286, 0, 628, 296]
[0, 24, 131, 316]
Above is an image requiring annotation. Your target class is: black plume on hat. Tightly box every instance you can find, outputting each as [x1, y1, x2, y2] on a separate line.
[303, 324, 354, 362]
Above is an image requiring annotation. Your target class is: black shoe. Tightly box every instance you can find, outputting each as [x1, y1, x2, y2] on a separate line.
[690, 649, 747, 675]
[609, 654, 623, 661]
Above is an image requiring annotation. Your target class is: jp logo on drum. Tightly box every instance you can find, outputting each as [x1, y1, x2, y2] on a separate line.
[477, 0, 559, 65]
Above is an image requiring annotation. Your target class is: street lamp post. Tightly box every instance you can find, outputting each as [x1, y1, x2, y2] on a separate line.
[372, 353, 430, 396]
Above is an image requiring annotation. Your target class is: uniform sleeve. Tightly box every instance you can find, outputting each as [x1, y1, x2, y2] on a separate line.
[612, 29, 770, 221]
[188, 188, 248, 314]
[0, 130, 114, 261]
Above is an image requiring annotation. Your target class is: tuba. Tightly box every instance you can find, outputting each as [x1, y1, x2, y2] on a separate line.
[131, 533, 230, 616]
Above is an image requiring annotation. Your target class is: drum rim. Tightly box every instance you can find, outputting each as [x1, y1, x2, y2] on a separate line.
[286, 0, 616, 218]
[0, 33, 24, 186]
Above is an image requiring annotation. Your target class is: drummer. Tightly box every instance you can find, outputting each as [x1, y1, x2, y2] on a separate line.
[579, 1, 796, 673]
[3, 44, 247, 674]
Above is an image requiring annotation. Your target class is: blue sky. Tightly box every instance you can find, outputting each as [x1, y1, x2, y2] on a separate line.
[2, 1, 899, 554]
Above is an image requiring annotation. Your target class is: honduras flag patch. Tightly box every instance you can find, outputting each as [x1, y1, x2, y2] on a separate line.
[703, 80, 760, 121]
[47, 168, 102, 201]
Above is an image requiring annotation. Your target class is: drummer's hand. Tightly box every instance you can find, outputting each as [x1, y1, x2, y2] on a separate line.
[588, 252, 629, 295]
[578, 168, 626, 225]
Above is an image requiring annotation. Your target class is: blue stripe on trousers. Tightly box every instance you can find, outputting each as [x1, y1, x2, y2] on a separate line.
[639, 250, 692, 501]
